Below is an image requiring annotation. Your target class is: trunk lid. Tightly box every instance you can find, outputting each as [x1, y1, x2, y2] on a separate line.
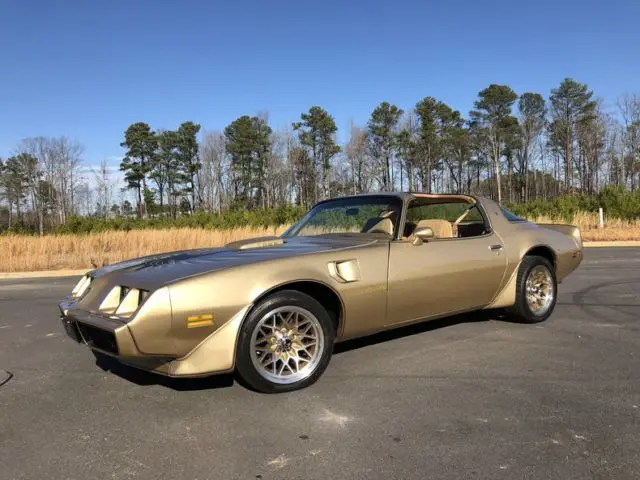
[537, 223, 583, 249]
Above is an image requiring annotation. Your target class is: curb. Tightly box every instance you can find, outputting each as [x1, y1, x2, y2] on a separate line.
[0, 269, 88, 280]
[583, 241, 640, 247]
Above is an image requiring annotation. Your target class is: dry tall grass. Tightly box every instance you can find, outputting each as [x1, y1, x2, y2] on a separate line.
[1, 212, 639, 272]
[531, 212, 640, 241]
[1, 226, 287, 273]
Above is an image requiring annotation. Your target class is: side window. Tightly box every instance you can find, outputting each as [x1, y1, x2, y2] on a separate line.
[406, 203, 468, 222]
[461, 207, 483, 222]
[404, 201, 489, 239]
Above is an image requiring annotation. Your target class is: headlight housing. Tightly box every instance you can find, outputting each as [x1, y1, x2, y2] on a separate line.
[98, 285, 150, 319]
[71, 275, 92, 299]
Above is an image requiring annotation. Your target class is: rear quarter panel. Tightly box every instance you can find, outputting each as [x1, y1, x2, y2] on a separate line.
[479, 198, 583, 308]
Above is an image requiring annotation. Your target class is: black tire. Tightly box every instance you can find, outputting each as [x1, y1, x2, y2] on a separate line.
[235, 290, 335, 393]
[507, 255, 557, 324]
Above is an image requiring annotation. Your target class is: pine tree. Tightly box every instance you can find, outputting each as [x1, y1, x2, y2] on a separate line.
[548, 78, 596, 191]
[367, 102, 403, 190]
[224, 115, 272, 208]
[470, 85, 519, 204]
[119, 122, 157, 217]
[293, 106, 340, 201]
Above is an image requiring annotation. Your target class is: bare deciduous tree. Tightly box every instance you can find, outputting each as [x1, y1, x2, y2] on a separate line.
[617, 94, 640, 190]
[345, 124, 371, 194]
[93, 159, 114, 218]
[200, 131, 230, 212]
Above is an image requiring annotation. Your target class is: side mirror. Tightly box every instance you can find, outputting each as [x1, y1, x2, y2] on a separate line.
[412, 227, 434, 246]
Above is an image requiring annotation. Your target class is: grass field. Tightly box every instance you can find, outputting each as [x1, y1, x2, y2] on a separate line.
[533, 211, 640, 241]
[1, 212, 638, 272]
[1, 226, 288, 272]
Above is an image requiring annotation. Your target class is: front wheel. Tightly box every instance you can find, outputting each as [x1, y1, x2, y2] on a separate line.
[235, 290, 335, 393]
[507, 255, 557, 323]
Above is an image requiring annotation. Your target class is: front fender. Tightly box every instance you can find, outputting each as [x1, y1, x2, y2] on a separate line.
[165, 258, 340, 357]
[161, 305, 251, 377]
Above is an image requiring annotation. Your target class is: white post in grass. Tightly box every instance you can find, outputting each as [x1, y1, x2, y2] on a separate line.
[598, 207, 604, 229]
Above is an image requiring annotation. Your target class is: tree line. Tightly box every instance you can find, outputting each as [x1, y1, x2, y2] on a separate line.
[1, 77, 639, 234]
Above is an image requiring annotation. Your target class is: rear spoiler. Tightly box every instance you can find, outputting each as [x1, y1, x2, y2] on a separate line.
[537, 224, 583, 250]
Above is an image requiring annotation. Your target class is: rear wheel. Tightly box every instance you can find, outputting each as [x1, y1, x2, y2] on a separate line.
[235, 290, 335, 393]
[507, 255, 557, 323]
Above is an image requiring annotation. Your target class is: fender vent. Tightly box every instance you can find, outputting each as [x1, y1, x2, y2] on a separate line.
[328, 259, 361, 283]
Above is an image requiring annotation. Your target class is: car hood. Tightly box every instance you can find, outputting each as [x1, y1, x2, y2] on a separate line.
[87, 235, 380, 290]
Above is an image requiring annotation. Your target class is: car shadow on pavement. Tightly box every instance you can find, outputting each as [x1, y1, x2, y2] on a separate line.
[93, 352, 235, 391]
[92, 310, 503, 391]
[334, 309, 500, 354]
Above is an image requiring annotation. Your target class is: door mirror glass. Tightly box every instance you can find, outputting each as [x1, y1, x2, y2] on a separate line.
[412, 227, 434, 245]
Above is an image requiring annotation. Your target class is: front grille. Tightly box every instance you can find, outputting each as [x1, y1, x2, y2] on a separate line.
[77, 323, 119, 355]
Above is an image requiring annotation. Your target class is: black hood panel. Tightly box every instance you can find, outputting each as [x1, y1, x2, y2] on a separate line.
[89, 235, 379, 289]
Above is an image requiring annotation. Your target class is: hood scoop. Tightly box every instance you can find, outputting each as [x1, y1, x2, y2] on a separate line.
[225, 236, 285, 251]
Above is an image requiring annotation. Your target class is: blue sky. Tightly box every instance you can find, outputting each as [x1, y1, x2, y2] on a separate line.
[1, 0, 639, 169]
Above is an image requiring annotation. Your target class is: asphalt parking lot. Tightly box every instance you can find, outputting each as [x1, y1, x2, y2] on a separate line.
[1, 247, 639, 480]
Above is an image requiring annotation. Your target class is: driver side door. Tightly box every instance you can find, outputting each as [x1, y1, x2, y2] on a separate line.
[385, 205, 507, 326]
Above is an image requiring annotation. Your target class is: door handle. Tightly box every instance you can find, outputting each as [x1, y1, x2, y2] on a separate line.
[489, 244, 503, 252]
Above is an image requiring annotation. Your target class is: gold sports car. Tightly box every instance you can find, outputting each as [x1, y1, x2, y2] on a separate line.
[59, 193, 583, 393]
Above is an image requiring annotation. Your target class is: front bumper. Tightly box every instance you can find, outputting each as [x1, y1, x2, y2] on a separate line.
[58, 299, 248, 378]
[59, 299, 139, 357]
[59, 298, 175, 376]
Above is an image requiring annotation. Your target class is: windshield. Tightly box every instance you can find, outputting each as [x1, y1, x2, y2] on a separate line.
[283, 196, 403, 238]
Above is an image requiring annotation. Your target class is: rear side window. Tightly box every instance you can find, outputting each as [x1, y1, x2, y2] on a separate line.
[407, 202, 482, 222]
[501, 208, 527, 223]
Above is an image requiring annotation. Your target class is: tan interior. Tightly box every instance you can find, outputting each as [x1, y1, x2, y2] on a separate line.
[414, 219, 455, 239]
